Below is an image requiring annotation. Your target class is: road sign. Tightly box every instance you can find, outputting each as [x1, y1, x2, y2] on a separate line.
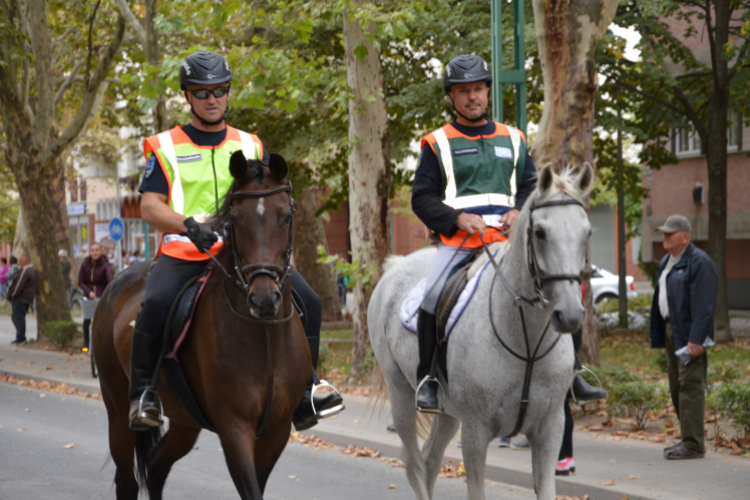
[109, 217, 124, 242]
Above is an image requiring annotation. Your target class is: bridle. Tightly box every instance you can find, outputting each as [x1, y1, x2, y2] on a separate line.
[480, 196, 586, 437]
[204, 179, 296, 440]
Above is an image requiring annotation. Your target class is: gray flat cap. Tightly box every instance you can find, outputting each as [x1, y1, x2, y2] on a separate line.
[656, 215, 691, 234]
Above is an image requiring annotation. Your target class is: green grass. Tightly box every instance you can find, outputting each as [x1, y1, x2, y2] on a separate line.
[320, 328, 353, 340]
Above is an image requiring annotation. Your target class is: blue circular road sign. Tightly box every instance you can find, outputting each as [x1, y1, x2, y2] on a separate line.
[109, 217, 124, 242]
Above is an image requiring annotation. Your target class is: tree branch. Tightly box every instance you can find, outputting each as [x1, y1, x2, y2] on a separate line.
[54, 60, 84, 107]
[84, 0, 103, 89]
[728, 38, 750, 80]
[672, 84, 707, 139]
[615, 80, 688, 118]
[113, 0, 147, 45]
[39, 14, 126, 170]
[27, 0, 55, 150]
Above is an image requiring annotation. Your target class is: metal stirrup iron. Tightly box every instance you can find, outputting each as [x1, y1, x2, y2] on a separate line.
[415, 376, 445, 414]
[310, 380, 345, 418]
[137, 388, 164, 426]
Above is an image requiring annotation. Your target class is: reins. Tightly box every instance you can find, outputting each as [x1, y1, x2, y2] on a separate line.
[204, 180, 296, 440]
[480, 198, 584, 437]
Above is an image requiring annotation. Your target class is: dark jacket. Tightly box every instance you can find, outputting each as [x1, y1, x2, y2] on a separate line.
[60, 258, 72, 290]
[650, 243, 718, 352]
[78, 256, 114, 298]
[7, 264, 39, 303]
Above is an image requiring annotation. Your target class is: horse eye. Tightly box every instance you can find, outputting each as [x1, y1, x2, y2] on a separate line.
[283, 213, 293, 225]
[534, 227, 546, 240]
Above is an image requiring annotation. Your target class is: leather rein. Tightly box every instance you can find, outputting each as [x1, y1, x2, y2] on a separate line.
[205, 180, 296, 439]
[480, 198, 584, 437]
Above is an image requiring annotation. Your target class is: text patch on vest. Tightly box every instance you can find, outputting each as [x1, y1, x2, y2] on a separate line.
[453, 147, 479, 156]
[176, 153, 203, 162]
[494, 146, 512, 159]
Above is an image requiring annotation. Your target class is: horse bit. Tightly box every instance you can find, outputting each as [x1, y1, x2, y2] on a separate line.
[481, 198, 585, 437]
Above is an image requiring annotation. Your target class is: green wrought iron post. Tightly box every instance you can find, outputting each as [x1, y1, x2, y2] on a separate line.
[491, 0, 527, 136]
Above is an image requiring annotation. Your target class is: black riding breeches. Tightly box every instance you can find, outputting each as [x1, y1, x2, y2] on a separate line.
[133, 256, 322, 367]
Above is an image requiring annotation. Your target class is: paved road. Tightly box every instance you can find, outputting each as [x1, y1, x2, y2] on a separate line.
[0, 382, 535, 500]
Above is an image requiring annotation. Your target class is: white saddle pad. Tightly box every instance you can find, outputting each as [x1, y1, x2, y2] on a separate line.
[400, 256, 495, 341]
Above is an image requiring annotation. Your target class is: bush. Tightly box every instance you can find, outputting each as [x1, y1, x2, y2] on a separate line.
[581, 365, 640, 391]
[44, 321, 80, 350]
[654, 351, 668, 373]
[595, 293, 654, 315]
[608, 381, 668, 430]
[710, 382, 750, 436]
[708, 360, 745, 386]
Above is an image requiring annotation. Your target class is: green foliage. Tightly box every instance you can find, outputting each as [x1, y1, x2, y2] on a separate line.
[654, 351, 668, 374]
[708, 360, 745, 386]
[316, 245, 378, 290]
[596, 293, 653, 315]
[318, 342, 332, 369]
[43, 321, 81, 350]
[581, 365, 640, 391]
[361, 346, 376, 375]
[708, 382, 750, 436]
[637, 248, 660, 288]
[608, 381, 669, 430]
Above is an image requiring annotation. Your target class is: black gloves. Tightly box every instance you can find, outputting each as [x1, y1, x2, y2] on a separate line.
[182, 217, 218, 253]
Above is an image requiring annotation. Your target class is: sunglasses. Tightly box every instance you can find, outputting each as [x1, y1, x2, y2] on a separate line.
[187, 87, 230, 99]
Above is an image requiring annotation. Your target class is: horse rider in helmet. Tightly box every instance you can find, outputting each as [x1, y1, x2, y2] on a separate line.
[130, 50, 343, 431]
[412, 54, 605, 413]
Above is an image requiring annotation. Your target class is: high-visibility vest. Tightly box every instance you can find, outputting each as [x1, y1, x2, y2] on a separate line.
[143, 126, 263, 261]
[421, 122, 526, 248]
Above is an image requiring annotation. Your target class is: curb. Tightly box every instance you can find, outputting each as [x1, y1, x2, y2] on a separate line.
[0, 367, 101, 395]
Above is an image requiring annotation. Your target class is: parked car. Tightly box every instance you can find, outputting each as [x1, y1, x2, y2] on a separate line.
[590, 265, 638, 304]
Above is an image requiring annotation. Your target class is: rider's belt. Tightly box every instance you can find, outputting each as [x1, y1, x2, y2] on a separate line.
[440, 227, 507, 249]
[160, 234, 225, 261]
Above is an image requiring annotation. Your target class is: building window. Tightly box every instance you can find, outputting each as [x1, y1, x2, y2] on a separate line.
[676, 127, 701, 154]
[728, 112, 739, 149]
[69, 179, 78, 202]
[80, 178, 87, 201]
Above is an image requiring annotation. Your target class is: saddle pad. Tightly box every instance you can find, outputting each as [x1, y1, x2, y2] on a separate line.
[400, 254, 495, 341]
[164, 268, 212, 362]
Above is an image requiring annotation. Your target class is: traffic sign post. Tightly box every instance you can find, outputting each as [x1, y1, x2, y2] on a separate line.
[109, 217, 124, 272]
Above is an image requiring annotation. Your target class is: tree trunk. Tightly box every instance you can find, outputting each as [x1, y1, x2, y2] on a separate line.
[704, 2, 732, 344]
[531, 0, 620, 366]
[343, 0, 391, 382]
[293, 187, 343, 322]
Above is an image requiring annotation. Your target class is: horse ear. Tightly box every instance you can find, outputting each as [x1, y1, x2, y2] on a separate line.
[537, 163, 554, 195]
[576, 162, 594, 196]
[268, 153, 288, 181]
[230, 150, 248, 180]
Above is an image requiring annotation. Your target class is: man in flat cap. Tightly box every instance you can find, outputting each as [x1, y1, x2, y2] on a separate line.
[650, 215, 717, 459]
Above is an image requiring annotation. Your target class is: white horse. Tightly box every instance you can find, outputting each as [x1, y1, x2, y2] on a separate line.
[368, 164, 594, 500]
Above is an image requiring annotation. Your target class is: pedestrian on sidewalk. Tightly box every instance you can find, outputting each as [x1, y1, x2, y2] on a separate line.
[7, 254, 39, 345]
[650, 215, 717, 460]
[0, 257, 9, 299]
[59, 249, 72, 292]
[5, 256, 19, 294]
[77, 243, 114, 351]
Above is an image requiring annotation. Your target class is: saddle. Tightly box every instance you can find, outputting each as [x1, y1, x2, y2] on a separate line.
[435, 257, 476, 345]
[157, 267, 307, 433]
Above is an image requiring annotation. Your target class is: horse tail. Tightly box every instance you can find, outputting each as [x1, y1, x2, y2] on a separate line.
[134, 427, 163, 489]
[368, 361, 434, 440]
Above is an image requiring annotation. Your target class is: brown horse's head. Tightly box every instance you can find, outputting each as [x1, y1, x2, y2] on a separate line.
[221, 150, 293, 319]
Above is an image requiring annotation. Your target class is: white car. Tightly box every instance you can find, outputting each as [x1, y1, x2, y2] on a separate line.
[590, 265, 638, 304]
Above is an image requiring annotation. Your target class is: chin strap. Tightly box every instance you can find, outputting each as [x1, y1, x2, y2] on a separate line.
[451, 101, 489, 124]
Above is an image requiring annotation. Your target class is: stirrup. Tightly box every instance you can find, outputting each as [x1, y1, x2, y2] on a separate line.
[572, 366, 605, 406]
[415, 376, 445, 414]
[136, 388, 164, 427]
[311, 380, 345, 418]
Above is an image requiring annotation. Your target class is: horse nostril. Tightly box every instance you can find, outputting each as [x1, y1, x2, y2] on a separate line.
[552, 310, 564, 327]
[249, 293, 263, 308]
[272, 291, 282, 307]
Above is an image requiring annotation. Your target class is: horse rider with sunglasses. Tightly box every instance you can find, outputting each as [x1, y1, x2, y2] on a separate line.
[412, 54, 605, 413]
[130, 50, 343, 431]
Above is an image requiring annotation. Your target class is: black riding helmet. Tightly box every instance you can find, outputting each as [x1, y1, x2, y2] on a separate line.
[443, 54, 492, 123]
[180, 51, 232, 126]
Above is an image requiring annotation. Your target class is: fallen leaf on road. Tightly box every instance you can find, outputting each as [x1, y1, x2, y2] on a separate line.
[45, 364, 53, 370]
[388, 484, 397, 489]
[17, 428, 25, 432]
[646, 462, 656, 465]
[0, 374, 102, 400]
[39, 394, 45, 398]
[587, 424, 603, 432]
[24, 408, 29, 412]
[601, 480, 616, 486]
[288, 432, 335, 450]
[341, 444, 380, 458]
[628, 474, 640, 479]
[438, 460, 466, 478]
[288, 475, 295, 479]
[63, 442, 75, 449]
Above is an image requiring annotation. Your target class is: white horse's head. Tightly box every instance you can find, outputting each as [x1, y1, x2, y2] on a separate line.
[523, 163, 594, 333]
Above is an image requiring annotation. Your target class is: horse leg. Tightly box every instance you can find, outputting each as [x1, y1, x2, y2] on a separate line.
[218, 424, 264, 499]
[253, 423, 293, 493]
[421, 413, 460, 498]
[387, 367, 430, 500]
[527, 409, 565, 500]
[460, 419, 494, 500]
[145, 423, 202, 499]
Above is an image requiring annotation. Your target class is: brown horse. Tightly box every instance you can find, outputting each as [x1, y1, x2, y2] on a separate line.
[92, 152, 310, 499]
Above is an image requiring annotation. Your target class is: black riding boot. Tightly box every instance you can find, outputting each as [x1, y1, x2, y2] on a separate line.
[128, 330, 164, 431]
[415, 308, 441, 413]
[81, 319, 91, 352]
[293, 332, 344, 431]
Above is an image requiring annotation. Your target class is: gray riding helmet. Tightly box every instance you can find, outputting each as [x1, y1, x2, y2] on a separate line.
[180, 51, 232, 90]
[443, 54, 492, 93]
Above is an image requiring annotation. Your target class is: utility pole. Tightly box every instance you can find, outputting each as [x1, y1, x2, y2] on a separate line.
[491, 0, 527, 136]
[617, 109, 628, 329]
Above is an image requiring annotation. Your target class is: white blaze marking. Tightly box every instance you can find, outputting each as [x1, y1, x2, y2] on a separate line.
[257, 197, 265, 217]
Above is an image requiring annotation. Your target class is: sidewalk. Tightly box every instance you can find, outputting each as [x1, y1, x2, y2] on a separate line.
[1, 320, 748, 500]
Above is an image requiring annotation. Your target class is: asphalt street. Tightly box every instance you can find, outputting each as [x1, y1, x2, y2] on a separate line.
[0, 382, 536, 500]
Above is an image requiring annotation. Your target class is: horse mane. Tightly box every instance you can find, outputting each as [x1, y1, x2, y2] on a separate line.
[209, 160, 266, 229]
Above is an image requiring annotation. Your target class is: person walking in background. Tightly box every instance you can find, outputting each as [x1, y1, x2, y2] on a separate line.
[58, 249, 72, 292]
[7, 254, 39, 345]
[0, 257, 9, 299]
[5, 256, 19, 293]
[650, 215, 717, 460]
[77, 243, 114, 351]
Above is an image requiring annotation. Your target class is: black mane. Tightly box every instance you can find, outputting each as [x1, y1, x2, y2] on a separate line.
[210, 160, 266, 228]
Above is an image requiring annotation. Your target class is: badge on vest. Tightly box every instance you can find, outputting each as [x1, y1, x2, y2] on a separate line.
[176, 153, 203, 162]
[495, 146, 512, 159]
[453, 147, 478, 156]
[145, 154, 156, 177]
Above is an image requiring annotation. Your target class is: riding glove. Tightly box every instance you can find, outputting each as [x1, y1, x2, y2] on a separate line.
[182, 217, 218, 253]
